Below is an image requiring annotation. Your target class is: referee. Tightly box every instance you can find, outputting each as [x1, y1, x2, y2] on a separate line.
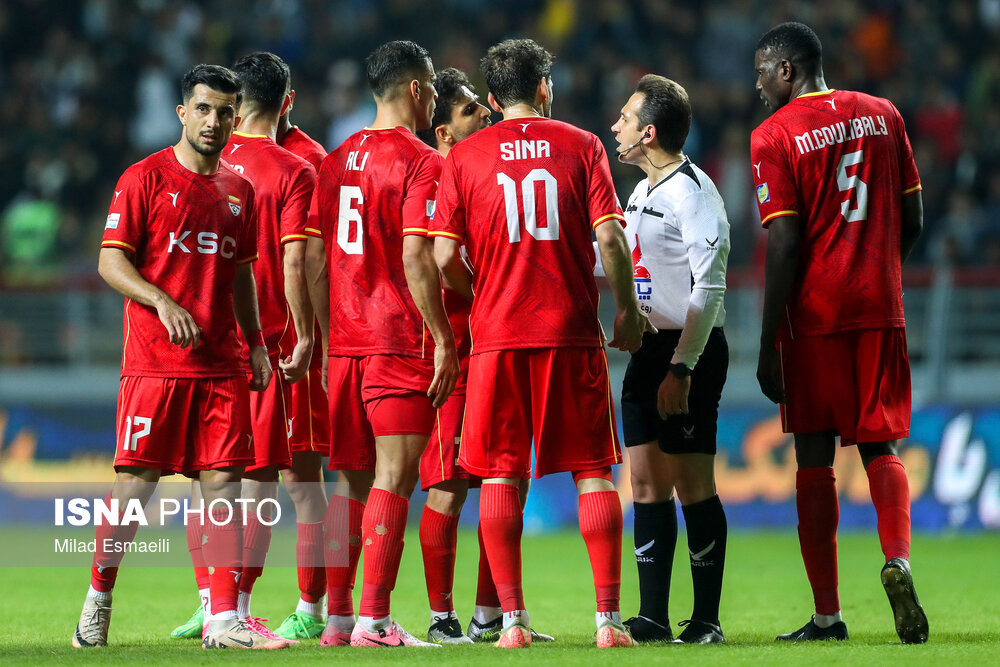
[604, 75, 731, 644]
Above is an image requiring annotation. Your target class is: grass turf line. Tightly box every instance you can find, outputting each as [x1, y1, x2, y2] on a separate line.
[1, 531, 996, 664]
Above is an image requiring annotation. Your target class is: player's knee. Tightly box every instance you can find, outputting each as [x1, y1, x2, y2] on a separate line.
[673, 473, 716, 506]
[858, 441, 898, 469]
[573, 467, 614, 494]
[426, 482, 468, 515]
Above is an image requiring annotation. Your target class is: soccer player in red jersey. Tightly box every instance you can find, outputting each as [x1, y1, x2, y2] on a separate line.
[72, 64, 287, 650]
[751, 22, 927, 644]
[305, 40, 460, 648]
[271, 68, 333, 642]
[431, 39, 653, 649]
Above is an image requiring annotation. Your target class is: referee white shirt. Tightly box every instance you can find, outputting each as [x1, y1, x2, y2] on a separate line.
[596, 157, 730, 369]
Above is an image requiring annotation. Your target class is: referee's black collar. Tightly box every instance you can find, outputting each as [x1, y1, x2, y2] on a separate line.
[647, 156, 696, 195]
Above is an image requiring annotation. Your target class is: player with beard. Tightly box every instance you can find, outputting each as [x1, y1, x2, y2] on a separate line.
[73, 64, 284, 650]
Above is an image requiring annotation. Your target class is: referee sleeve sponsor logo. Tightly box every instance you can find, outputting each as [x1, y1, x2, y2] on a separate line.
[106, 213, 120, 230]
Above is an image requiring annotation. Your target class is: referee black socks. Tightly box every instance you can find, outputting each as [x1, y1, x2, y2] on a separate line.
[681, 494, 727, 626]
[632, 499, 678, 626]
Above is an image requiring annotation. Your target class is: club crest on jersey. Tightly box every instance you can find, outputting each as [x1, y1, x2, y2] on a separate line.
[227, 195, 242, 216]
[756, 183, 770, 204]
[426, 200, 436, 219]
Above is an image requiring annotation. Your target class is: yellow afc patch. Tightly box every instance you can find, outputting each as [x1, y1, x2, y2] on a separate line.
[757, 182, 770, 204]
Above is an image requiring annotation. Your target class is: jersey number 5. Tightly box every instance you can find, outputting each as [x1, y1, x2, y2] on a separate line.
[497, 169, 560, 243]
[337, 185, 364, 255]
[837, 149, 869, 222]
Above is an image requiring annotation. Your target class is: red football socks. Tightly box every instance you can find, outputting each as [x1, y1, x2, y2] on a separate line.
[419, 506, 460, 613]
[578, 490, 623, 613]
[866, 455, 911, 561]
[796, 466, 840, 615]
[359, 488, 409, 618]
[186, 516, 210, 590]
[475, 522, 501, 608]
[296, 521, 325, 604]
[202, 508, 243, 614]
[479, 483, 524, 612]
[238, 511, 272, 594]
[325, 495, 365, 616]
[89, 494, 139, 593]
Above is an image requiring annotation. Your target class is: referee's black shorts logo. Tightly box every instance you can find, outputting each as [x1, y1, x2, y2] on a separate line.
[621, 328, 728, 455]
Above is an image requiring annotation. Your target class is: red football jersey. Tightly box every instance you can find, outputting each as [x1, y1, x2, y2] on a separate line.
[101, 147, 258, 378]
[307, 127, 442, 357]
[223, 132, 316, 357]
[280, 126, 326, 171]
[429, 117, 623, 352]
[278, 126, 327, 368]
[751, 89, 921, 339]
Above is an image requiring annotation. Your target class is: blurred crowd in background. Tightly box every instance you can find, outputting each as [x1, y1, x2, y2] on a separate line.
[3, 0, 1000, 288]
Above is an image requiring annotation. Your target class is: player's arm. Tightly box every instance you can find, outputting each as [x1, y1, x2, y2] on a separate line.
[901, 189, 923, 264]
[596, 220, 656, 352]
[278, 239, 313, 382]
[98, 246, 201, 348]
[304, 236, 329, 355]
[758, 215, 799, 404]
[233, 263, 272, 392]
[403, 235, 460, 408]
[433, 237, 474, 301]
[660, 193, 731, 417]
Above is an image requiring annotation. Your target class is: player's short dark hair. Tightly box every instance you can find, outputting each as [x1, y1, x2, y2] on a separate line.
[181, 64, 242, 106]
[231, 52, 290, 113]
[365, 40, 432, 99]
[481, 39, 553, 108]
[418, 68, 474, 148]
[756, 22, 823, 77]
[635, 74, 691, 154]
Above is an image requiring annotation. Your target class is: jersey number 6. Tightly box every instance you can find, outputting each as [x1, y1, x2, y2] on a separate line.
[497, 169, 560, 243]
[337, 185, 364, 255]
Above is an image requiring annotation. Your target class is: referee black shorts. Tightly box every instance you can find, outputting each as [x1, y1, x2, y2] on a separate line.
[621, 327, 728, 455]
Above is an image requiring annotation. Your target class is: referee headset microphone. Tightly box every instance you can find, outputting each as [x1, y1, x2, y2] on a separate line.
[617, 130, 651, 161]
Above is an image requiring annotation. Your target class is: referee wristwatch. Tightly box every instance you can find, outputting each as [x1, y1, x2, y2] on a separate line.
[668, 362, 692, 379]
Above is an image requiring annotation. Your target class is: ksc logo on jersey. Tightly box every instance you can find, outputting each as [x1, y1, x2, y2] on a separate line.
[227, 195, 242, 216]
[756, 183, 770, 204]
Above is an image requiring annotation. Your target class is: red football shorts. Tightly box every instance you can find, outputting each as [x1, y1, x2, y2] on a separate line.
[287, 364, 331, 456]
[420, 389, 470, 490]
[460, 347, 622, 479]
[779, 327, 911, 445]
[114, 376, 253, 476]
[246, 367, 292, 472]
[327, 354, 436, 472]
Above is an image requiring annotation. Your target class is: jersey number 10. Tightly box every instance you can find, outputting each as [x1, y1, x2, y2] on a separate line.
[837, 149, 869, 223]
[497, 169, 560, 242]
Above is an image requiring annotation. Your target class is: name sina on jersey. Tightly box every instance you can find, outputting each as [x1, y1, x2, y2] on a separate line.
[794, 114, 889, 154]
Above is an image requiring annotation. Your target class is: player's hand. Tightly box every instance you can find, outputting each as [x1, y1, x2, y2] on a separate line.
[248, 345, 273, 392]
[609, 306, 656, 353]
[155, 296, 202, 348]
[757, 344, 784, 404]
[278, 337, 313, 383]
[428, 340, 460, 409]
[657, 371, 691, 418]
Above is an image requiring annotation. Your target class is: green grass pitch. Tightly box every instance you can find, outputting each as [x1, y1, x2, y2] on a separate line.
[2, 530, 997, 664]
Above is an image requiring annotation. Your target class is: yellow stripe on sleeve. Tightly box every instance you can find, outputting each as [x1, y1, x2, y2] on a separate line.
[280, 234, 309, 243]
[903, 184, 922, 195]
[402, 227, 429, 235]
[591, 213, 625, 229]
[102, 240, 136, 252]
[305, 227, 323, 237]
[760, 210, 798, 226]
[427, 230, 463, 240]
[237, 254, 259, 264]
